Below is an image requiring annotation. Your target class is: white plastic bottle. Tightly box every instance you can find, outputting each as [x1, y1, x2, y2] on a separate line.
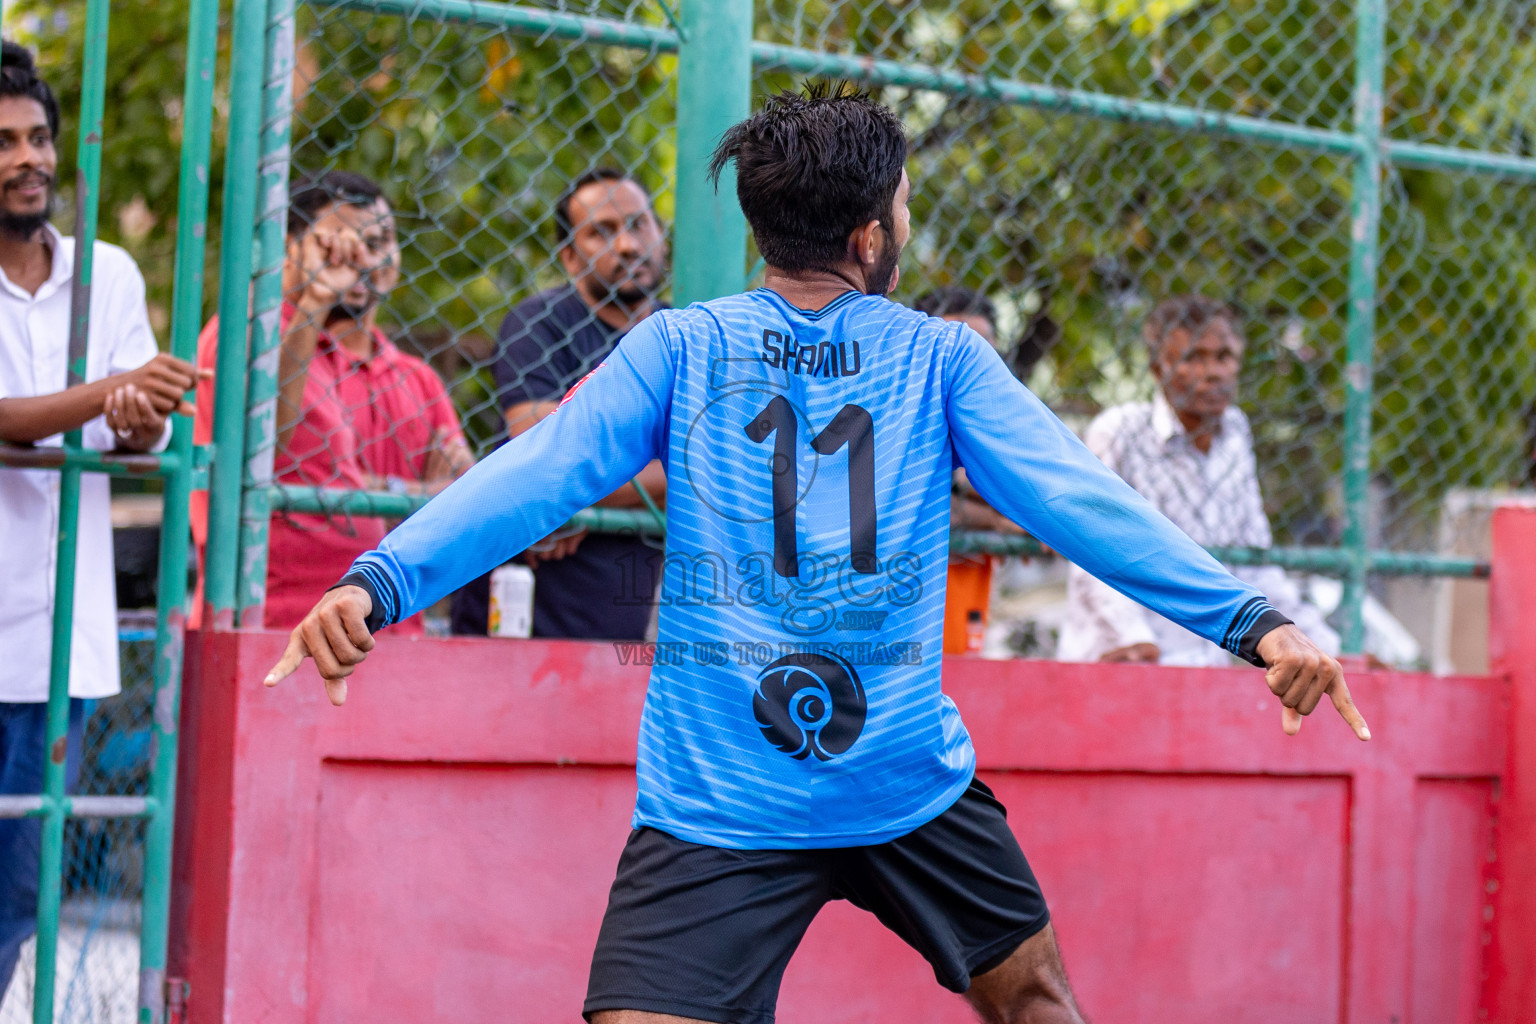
[487, 563, 536, 638]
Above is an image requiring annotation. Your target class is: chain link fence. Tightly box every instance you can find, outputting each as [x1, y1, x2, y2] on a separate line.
[0, 623, 153, 1024]
[257, 0, 1536, 662]
[289, 2, 678, 457]
[756, 0, 1536, 555]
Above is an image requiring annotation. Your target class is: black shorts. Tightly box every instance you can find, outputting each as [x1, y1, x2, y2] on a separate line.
[583, 776, 1050, 1024]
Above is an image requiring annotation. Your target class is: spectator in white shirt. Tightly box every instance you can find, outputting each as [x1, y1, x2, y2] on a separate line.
[0, 41, 201, 995]
[1058, 295, 1338, 666]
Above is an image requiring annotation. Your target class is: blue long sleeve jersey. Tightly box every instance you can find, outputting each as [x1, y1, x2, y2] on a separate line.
[344, 289, 1288, 849]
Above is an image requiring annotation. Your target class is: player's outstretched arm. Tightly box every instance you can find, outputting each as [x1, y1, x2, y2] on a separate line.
[261, 316, 675, 703]
[263, 585, 375, 706]
[1256, 623, 1370, 740]
[944, 326, 1370, 741]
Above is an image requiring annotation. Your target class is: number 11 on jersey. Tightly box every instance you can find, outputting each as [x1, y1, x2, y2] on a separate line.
[745, 398, 877, 578]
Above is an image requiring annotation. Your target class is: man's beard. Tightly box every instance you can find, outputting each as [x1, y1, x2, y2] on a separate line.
[612, 281, 651, 304]
[326, 296, 379, 325]
[603, 261, 661, 306]
[0, 175, 54, 241]
[865, 229, 901, 296]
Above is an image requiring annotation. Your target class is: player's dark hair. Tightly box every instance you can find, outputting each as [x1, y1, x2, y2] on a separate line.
[1143, 294, 1242, 359]
[0, 40, 60, 141]
[914, 286, 995, 328]
[708, 83, 907, 273]
[555, 167, 633, 249]
[287, 170, 387, 236]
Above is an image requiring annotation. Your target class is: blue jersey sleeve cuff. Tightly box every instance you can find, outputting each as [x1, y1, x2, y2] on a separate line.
[329, 566, 398, 634]
[1224, 597, 1293, 667]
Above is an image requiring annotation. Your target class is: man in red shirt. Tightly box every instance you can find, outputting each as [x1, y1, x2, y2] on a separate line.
[190, 171, 471, 630]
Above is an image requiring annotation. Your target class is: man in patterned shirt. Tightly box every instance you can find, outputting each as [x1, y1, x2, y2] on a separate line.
[1058, 295, 1339, 665]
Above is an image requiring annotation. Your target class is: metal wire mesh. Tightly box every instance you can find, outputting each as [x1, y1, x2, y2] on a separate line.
[849, 107, 1355, 548]
[235, 1, 682, 633]
[1384, 0, 1536, 154]
[748, 0, 1536, 563]
[767, 0, 1536, 580]
[259, 0, 1536, 658]
[756, 0, 1358, 130]
[287, 3, 677, 461]
[1373, 165, 1536, 551]
[0, 627, 153, 1024]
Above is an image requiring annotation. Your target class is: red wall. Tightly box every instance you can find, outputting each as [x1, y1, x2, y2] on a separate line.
[170, 509, 1536, 1023]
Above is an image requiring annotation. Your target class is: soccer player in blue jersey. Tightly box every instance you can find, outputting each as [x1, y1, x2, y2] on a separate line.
[266, 86, 1369, 1024]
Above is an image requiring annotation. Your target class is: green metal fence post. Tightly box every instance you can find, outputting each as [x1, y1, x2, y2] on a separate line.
[1340, 0, 1387, 654]
[672, 0, 752, 305]
[235, 0, 296, 626]
[34, 1, 110, 1019]
[135, 0, 222, 1018]
[205, 0, 271, 627]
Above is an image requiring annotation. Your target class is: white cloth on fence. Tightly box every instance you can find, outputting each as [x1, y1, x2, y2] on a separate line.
[0, 225, 165, 702]
[1057, 392, 1339, 666]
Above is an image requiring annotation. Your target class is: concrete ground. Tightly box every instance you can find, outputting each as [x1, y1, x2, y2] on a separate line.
[0, 902, 140, 1024]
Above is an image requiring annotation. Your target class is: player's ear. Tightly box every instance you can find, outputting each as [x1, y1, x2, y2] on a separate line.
[557, 242, 582, 277]
[846, 220, 881, 268]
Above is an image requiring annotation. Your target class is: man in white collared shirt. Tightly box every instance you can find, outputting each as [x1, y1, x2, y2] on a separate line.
[1058, 295, 1338, 666]
[0, 41, 201, 995]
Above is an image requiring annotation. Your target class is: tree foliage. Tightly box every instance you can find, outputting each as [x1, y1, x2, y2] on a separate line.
[14, 0, 1536, 544]
[10, 0, 231, 336]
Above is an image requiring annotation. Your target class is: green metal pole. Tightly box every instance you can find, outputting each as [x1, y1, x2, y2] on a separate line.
[1339, 0, 1386, 654]
[235, 0, 296, 626]
[672, 0, 752, 305]
[0, 443, 182, 476]
[327, 0, 682, 50]
[1385, 138, 1536, 182]
[266, 484, 1488, 578]
[35, 1, 110, 1020]
[747, 40, 1364, 159]
[325, 0, 1536, 183]
[135, 0, 222, 1018]
[205, 0, 269, 627]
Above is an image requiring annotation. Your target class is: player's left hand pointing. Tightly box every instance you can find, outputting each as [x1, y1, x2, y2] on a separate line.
[1255, 624, 1371, 741]
[263, 585, 375, 706]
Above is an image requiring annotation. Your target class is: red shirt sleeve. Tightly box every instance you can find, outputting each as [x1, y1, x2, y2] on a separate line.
[413, 361, 466, 455]
[188, 316, 221, 550]
[187, 316, 221, 628]
[192, 316, 219, 447]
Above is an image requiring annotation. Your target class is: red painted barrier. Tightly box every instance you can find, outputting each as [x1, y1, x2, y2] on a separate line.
[1485, 507, 1536, 1020]
[171, 510, 1536, 1023]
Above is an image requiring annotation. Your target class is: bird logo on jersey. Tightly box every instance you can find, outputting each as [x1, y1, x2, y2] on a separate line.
[752, 650, 867, 761]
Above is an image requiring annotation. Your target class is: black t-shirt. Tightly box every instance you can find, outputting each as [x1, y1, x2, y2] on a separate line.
[450, 287, 663, 640]
[494, 286, 626, 412]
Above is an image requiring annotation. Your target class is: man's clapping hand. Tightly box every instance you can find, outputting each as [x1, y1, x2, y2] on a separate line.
[103, 354, 208, 451]
[103, 383, 167, 451]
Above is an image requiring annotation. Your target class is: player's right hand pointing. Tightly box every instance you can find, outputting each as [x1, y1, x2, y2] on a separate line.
[1255, 624, 1371, 741]
[263, 585, 375, 706]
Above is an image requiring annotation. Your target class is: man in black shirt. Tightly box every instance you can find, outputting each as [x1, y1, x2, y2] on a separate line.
[452, 168, 667, 638]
